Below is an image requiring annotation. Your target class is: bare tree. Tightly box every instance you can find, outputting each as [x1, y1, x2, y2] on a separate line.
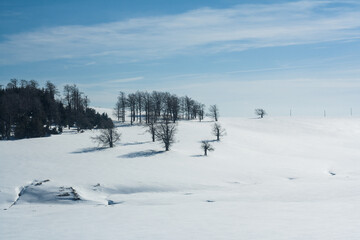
[143, 91, 152, 124]
[151, 91, 163, 122]
[208, 105, 219, 121]
[92, 127, 121, 148]
[169, 94, 180, 123]
[184, 96, 193, 120]
[212, 123, 226, 141]
[113, 101, 122, 121]
[201, 141, 214, 156]
[155, 118, 177, 151]
[127, 93, 137, 125]
[198, 103, 205, 122]
[135, 91, 144, 123]
[255, 108, 267, 118]
[114, 92, 126, 122]
[146, 121, 157, 142]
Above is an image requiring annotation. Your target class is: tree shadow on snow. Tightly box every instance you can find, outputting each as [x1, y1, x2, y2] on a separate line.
[121, 141, 151, 146]
[197, 139, 218, 143]
[71, 147, 107, 154]
[190, 154, 205, 158]
[120, 150, 165, 158]
[116, 123, 144, 128]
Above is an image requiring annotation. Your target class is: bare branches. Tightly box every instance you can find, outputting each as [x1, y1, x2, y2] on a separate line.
[114, 91, 126, 122]
[212, 123, 226, 141]
[92, 127, 121, 148]
[201, 141, 214, 156]
[208, 105, 219, 121]
[146, 122, 157, 142]
[255, 108, 267, 118]
[155, 118, 177, 151]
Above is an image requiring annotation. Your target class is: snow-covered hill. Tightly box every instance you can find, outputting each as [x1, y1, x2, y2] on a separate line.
[1, 116, 360, 240]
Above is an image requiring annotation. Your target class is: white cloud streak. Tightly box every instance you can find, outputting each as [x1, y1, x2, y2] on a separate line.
[75, 76, 144, 88]
[1, 1, 360, 64]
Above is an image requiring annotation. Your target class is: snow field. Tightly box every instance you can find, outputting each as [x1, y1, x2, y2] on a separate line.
[1, 116, 360, 239]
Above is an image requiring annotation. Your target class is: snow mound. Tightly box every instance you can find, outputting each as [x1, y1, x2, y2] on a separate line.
[10, 180, 82, 207]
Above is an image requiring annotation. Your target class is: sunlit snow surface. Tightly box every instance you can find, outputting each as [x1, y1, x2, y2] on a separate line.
[1, 116, 360, 239]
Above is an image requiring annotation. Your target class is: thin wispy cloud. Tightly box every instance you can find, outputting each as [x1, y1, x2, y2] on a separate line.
[108, 77, 144, 83]
[76, 76, 144, 88]
[1, 1, 360, 65]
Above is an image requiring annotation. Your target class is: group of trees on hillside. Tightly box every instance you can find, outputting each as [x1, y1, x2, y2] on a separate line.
[1, 77, 262, 155]
[109, 91, 220, 151]
[0, 79, 112, 140]
[113, 91, 211, 124]
[92, 90, 221, 151]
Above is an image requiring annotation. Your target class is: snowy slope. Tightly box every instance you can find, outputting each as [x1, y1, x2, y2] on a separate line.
[1, 116, 360, 240]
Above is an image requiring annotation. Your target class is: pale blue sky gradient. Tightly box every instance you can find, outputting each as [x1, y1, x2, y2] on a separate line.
[1, 0, 359, 116]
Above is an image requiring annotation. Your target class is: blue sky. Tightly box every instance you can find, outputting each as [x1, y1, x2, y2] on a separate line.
[1, 0, 360, 117]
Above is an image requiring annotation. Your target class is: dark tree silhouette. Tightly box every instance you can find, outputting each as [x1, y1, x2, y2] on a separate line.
[114, 91, 126, 122]
[0, 79, 113, 140]
[92, 127, 121, 148]
[184, 96, 194, 120]
[146, 122, 157, 142]
[143, 92, 152, 124]
[116, 90, 205, 124]
[255, 108, 267, 118]
[155, 117, 177, 151]
[127, 93, 137, 125]
[151, 91, 163, 122]
[135, 91, 144, 123]
[208, 105, 219, 121]
[212, 123, 226, 141]
[201, 141, 214, 156]
[198, 103, 205, 122]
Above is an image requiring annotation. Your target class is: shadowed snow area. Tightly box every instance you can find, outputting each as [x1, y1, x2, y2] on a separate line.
[15, 184, 81, 204]
[1, 116, 360, 239]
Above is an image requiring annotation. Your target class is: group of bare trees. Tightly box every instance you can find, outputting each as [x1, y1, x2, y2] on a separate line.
[114, 91, 209, 124]
[110, 91, 216, 151]
[95, 91, 220, 151]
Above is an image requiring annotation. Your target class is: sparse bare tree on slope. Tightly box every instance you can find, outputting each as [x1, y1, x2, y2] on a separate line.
[201, 141, 214, 156]
[208, 105, 219, 121]
[92, 127, 121, 148]
[155, 117, 177, 151]
[212, 123, 226, 141]
[146, 121, 157, 142]
[255, 108, 267, 118]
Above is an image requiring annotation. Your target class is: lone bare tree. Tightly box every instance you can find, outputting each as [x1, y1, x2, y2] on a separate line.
[255, 108, 267, 118]
[212, 123, 226, 141]
[208, 105, 219, 121]
[201, 141, 214, 156]
[92, 127, 121, 148]
[155, 118, 177, 151]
